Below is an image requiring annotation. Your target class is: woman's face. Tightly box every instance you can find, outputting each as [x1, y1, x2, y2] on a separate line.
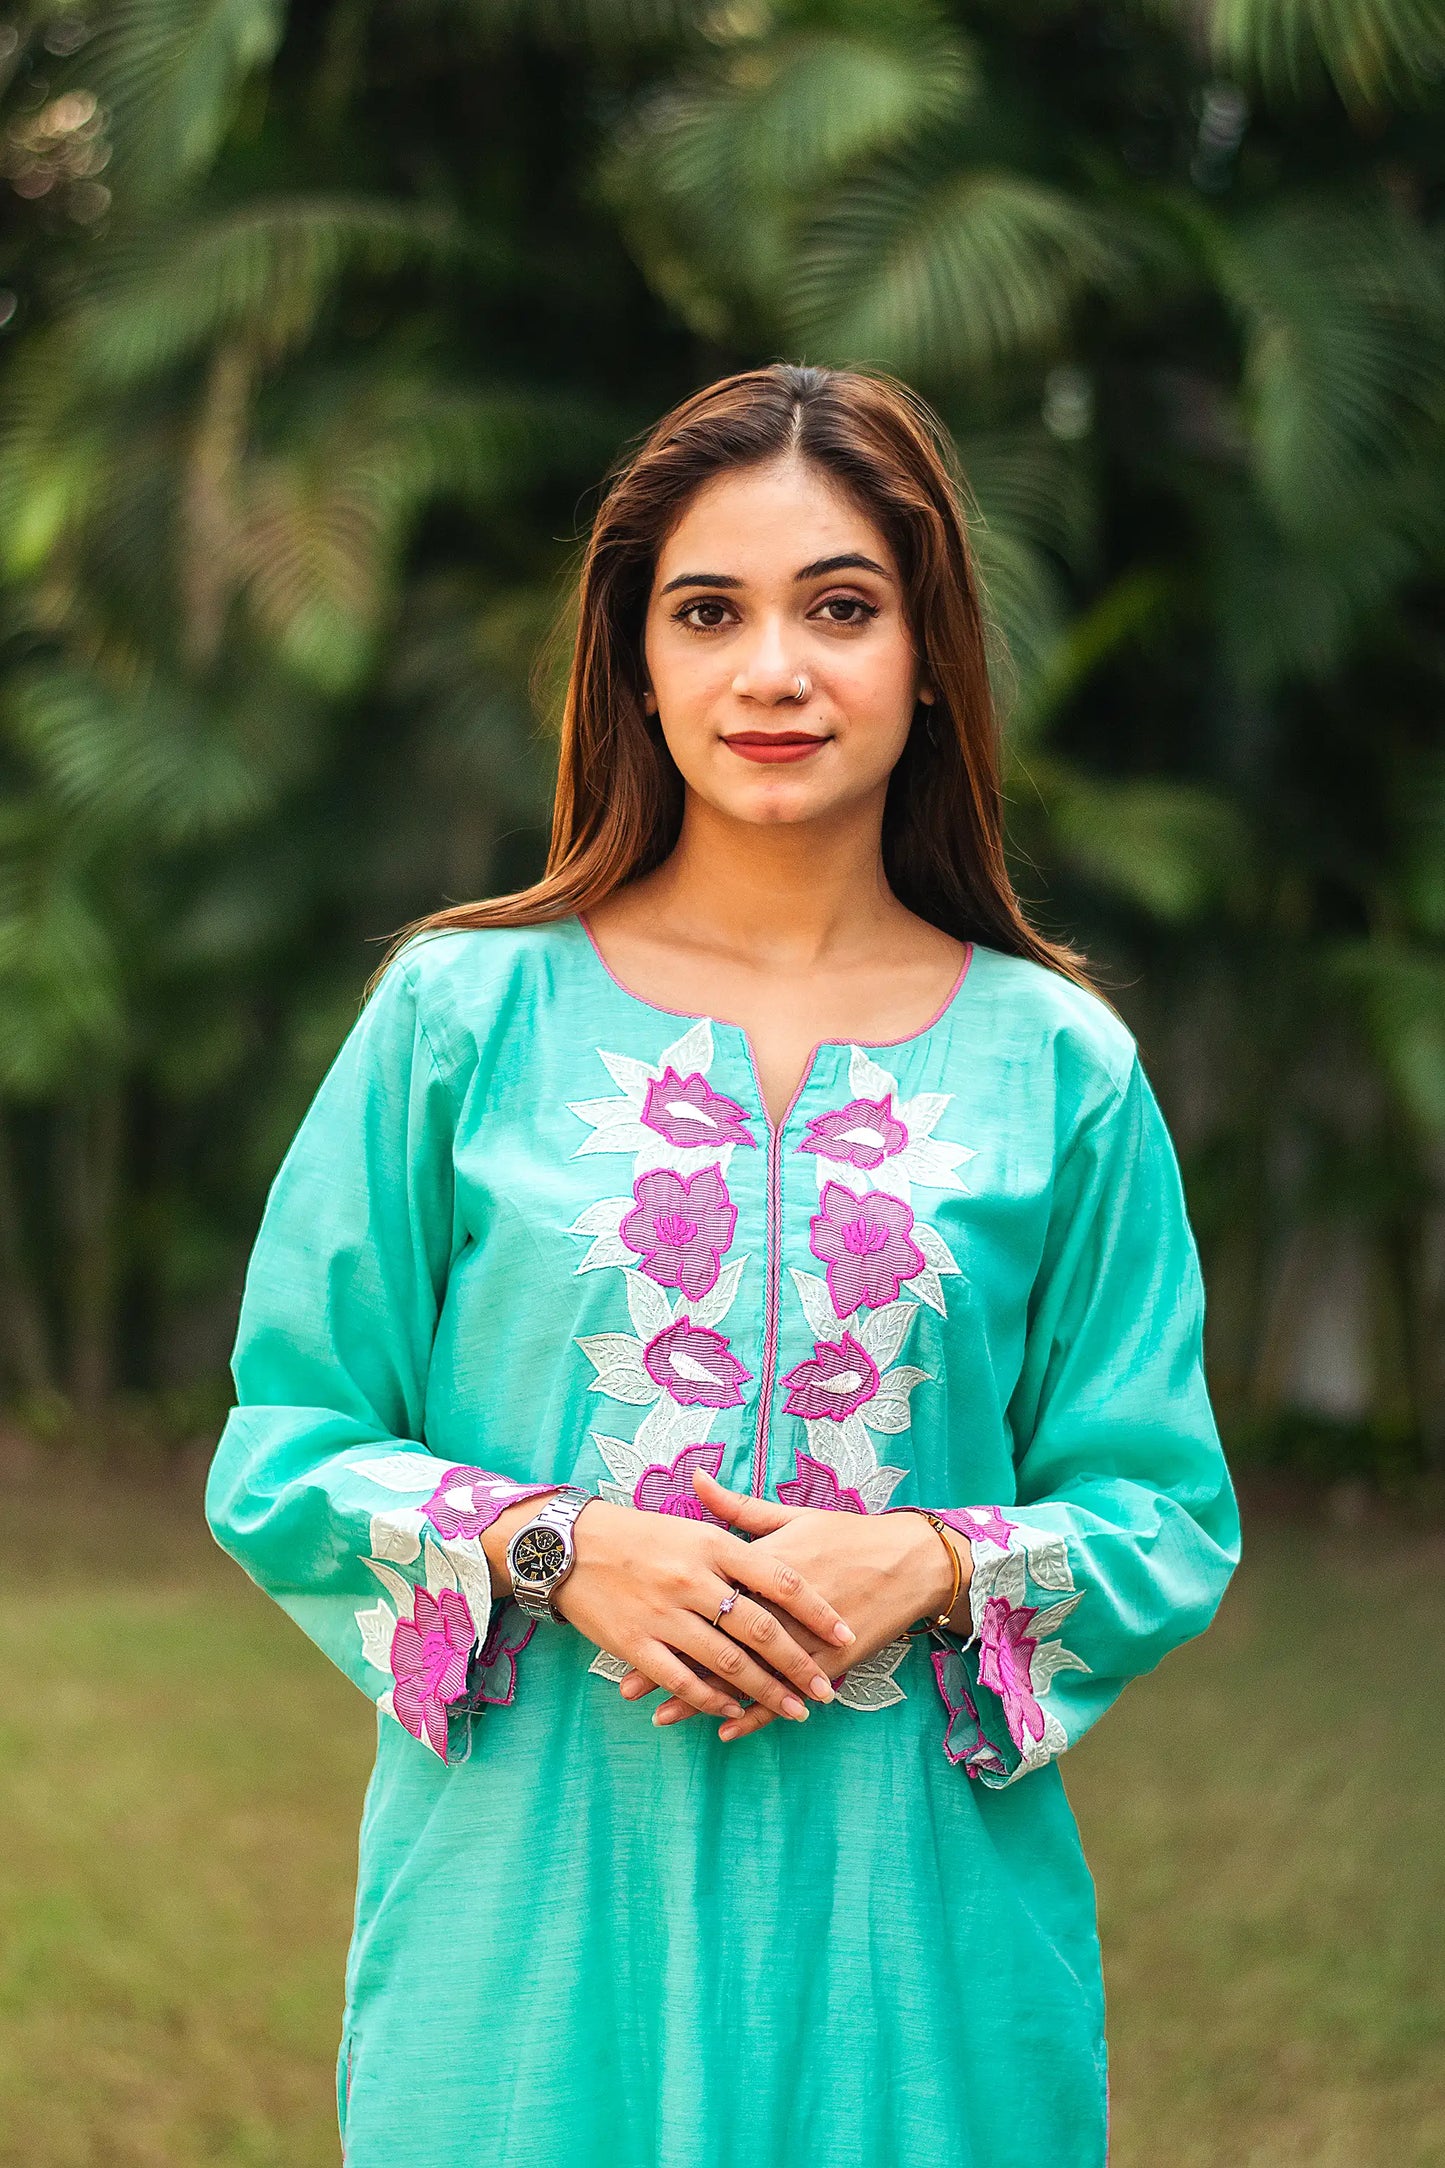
[641, 453, 932, 833]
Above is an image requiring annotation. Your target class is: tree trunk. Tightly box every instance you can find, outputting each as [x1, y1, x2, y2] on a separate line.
[63, 1084, 125, 1422]
[0, 1102, 56, 1396]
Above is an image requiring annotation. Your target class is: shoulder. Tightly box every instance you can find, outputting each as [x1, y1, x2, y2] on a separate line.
[379, 918, 579, 1081]
[961, 943, 1138, 1110]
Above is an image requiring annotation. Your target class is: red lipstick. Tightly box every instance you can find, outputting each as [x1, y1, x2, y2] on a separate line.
[723, 732, 829, 765]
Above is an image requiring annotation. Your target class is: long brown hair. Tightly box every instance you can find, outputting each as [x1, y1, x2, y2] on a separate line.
[368, 361, 1092, 995]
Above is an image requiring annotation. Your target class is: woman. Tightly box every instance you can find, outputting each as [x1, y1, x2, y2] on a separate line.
[207, 362, 1241, 2168]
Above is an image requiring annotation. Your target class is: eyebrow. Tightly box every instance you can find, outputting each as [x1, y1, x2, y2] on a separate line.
[657, 551, 891, 597]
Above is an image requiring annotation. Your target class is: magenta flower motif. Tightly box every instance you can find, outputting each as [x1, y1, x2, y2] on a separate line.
[632, 1441, 727, 1522]
[642, 1318, 752, 1409]
[936, 1504, 1016, 1552]
[777, 1449, 867, 1514]
[474, 1604, 538, 1708]
[809, 1182, 926, 1317]
[931, 1647, 1009, 1779]
[390, 1585, 475, 1757]
[422, 1466, 557, 1541]
[620, 1165, 736, 1300]
[977, 1596, 1046, 1750]
[780, 1333, 880, 1422]
[641, 1067, 757, 1152]
[799, 1094, 908, 1171]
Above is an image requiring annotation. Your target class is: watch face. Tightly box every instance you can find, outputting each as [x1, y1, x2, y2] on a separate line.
[512, 1525, 566, 1582]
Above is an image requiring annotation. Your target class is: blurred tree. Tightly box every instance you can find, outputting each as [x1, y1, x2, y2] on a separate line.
[0, 0, 1440, 1470]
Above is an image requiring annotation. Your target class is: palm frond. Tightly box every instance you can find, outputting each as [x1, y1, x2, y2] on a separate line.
[62, 199, 469, 382]
[1216, 202, 1445, 542]
[791, 164, 1148, 382]
[81, 0, 285, 203]
[1166, 0, 1445, 111]
[1026, 757, 1254, 922]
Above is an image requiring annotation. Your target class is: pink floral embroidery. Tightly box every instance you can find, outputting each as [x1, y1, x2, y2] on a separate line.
[633, 1441, 728, 1521]
[642, 1318, 752, 1409]
[936, 1504, 1016, 1551]
[977, 1595, 1046, 1749]
[931, 1647, 1009, 1779]
[641, 1068, 757, 1152]
[777, 1449, 867, 1514]
[391, 1586, 475, 1757]
[474, 1603, 538, 1707]
[799, 1094, 908, 1170]
[809, 1182, 926, 1317]
[781, 1332, 880, 1421]
[620, 1166, 736, 1300]
[422, 1467, 558, 1541]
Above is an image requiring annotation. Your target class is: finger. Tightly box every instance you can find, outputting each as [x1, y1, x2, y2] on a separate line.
[618, 1669, 661, 1700]
[720, 1703, 779, 1742]
[694, 1469, 799, 1534]
[719, 1538, 857, 1648]
[671, 1617, 816, 1723]
[635, 1640, 746, 1724]
[718, 1592, 838, 1702]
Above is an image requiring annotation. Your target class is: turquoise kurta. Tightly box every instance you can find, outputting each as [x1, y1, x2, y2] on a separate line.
[206, 917, 1240, 2168]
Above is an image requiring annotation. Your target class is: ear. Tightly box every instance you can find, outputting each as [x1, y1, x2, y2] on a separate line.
[917, 682, 936, 706]
[643, 686, 658, 715]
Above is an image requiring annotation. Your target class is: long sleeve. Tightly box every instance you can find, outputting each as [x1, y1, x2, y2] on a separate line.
[907, 1051, 1241, 1788]
[205, 949, 559, 1762]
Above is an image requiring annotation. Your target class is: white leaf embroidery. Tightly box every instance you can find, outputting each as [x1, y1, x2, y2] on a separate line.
[567, 1196, 633, 1237]
[424, 1541, 459, 1599]
[834, 1635, 911, 1709]
[866, 1366, 929, 1434]
[661, 1019, 714, 1076]
[587, 1365, 658, 1407]
[904, 1267, 947, 1315]
[592, 1430, 650, 1485]
[905, 1136, 974, 1191]
[630, 1396, 713, 1464]
[369, 1506, 423, 1565]
[625, 1270, 675, 1341]
[859, 1463, 907, 1511]
[854, 1301, 916, 1368]
[571, 1119, 651, 1159]
[577, 1333, 654, 1406]
[589, 1648, 633, 1683]
[1020, 1535, 1075, 1591]
[439, 1537, 491, 1640]
[1028, 1592, 1083, 1639]
[575, 1229, 637, 1274]
[914, 1221, 962, 1275]
[354, 1453, 438, 1493]
[848, 1045, 898, 1103]
[690, 1254, 747, 1329]
[1030, 1641, 1092, 1692]
[597, 1049, 656, 1102]
[364, 1557, 415, 1619]
[598, 1479, 632, 1507]
[355, 1600, 397, 1673]
[790, 1267, 839, 1340]
[896, 1090, 950, 1142]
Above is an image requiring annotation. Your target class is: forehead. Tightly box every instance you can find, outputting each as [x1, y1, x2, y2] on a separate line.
[653, 455, 896, 583]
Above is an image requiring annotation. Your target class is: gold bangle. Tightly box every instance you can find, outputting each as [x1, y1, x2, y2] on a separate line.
[909, 1509, 963, 1631]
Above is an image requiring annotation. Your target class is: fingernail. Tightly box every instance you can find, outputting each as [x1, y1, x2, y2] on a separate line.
[810, 1674, 835, 1702]
[833, 1622, 856, 1645]
[719, 1725, 739, 1742]
[652, 1709, 672, 1726]
[783, 1694, 808, 1720]
[724, 1702, 744, 1720]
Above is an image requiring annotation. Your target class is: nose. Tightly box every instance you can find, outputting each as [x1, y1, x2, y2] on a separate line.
[731, 615, 805, 705]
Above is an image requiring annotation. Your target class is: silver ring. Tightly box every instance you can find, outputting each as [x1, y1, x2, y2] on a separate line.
[710, 1584, 741, 1629]
[792, 673, 810, 702]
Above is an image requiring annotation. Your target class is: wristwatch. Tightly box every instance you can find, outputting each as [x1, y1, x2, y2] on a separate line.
[505, 1485, 597, 1622]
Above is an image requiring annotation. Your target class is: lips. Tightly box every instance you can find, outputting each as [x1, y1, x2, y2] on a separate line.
[723, 732, 829, 765]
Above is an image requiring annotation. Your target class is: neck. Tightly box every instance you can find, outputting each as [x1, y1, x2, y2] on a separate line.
[637, 791, 905, 970]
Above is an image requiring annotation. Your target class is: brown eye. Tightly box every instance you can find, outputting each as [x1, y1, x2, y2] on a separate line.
[815, 595, 879, 626]
[676, 600, 732, 630]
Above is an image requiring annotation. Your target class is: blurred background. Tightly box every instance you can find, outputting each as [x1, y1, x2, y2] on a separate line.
[0, 1, 1442, 2162]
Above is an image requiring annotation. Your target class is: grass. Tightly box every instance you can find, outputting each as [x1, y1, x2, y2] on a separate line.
[1, 1466, 1442, 2166]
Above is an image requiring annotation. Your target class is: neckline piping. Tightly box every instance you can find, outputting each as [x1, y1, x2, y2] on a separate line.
[573, 913, 975, 1052]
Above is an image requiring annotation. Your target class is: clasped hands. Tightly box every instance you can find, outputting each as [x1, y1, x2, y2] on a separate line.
[492, 1466, 970, 1745]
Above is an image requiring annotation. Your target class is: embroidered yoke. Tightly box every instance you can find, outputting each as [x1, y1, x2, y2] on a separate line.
[206, 917, 1240, 2168]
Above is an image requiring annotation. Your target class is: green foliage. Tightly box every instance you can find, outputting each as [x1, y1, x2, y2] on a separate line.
[0, 0, 1440, 1468]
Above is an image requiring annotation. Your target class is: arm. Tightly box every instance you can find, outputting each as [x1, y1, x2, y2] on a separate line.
[908, 1052, 1241, 1786]
[205, 950, 561, 1761]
